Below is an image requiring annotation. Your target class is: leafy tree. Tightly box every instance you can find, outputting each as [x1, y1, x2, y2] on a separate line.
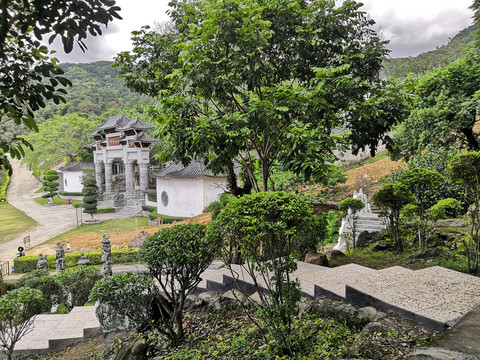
[42, 170, 59, 204]
[398, 168, 444, 249]
[373, 183, 415, 252]
[338, 198, 365, 249]
[0, 287, 44, 360]
[89, 273, 161, 335]
[55, 266, 99, 309]
[82, 178, 98, 222]
[206, 191, 324, 355]
[22, 114, 96, 174]
[0, 0, 121, 175]
[138, 224, 220, 345]
[392, 54, 480, 160]
[115, 0, 409, 192]
[448, 151, 480, 272]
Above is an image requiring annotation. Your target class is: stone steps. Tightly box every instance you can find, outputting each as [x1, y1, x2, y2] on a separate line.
[11, 262, 480, 356]
[12, 305, 101, 357]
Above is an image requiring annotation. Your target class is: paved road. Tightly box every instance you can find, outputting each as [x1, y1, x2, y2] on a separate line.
[1, 159, 141, 265]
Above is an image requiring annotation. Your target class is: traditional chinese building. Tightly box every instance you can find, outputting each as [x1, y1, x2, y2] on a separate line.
[87, 114, 157, 201]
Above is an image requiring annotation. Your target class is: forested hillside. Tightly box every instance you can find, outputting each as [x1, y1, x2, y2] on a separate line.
[0, 61, 153, 168]
[385, 24, 478, 78]
[34, 61, 153, 122]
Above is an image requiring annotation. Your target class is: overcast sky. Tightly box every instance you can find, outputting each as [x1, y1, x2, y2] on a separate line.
[51, 0, 475, 63]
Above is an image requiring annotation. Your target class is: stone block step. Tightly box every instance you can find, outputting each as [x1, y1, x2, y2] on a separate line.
[311, 264, 377, 300]
[13, 305, 100, 356]
[345, 266, 480, 332]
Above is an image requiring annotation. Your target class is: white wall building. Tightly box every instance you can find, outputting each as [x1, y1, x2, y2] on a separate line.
[58, 162, 94, 194]
[154, 161, 229, 218]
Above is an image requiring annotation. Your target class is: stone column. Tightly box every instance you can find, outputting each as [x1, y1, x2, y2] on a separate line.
[125, 161, 134, 197]
[105, 160, 113, 196]
[139, 163, 148, 193]
[95, 161, 104, 196]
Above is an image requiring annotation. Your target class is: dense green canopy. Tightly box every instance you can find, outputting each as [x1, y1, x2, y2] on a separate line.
[115, 0, 409, 191]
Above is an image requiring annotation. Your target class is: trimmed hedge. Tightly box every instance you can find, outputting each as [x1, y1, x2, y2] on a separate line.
[0, 172, 10, 202]
[148, 210, 187, 223]
[59, 191, 84, 197]
[13, 248, 139, 273]
[141, 205, 156, 212]
[97, 207, 115, 213]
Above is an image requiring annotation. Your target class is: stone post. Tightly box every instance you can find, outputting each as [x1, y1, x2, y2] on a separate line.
[101, 234, 112, 277]
[105, 160, 113, 196]
[125, 161, 134, 197]
[55, 242, 65, 273]
[95, 161, 104, 196]
[139, 163, 148, 193]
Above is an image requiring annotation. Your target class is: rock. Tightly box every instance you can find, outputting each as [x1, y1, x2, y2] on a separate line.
[96, 303, 138, 335]
[357, 231, 386, 248]
[373, 242, 392, 251]
[198, 291, 222, 311]
[357, 306, 387, 323]
[221, 289, 248, 306]
[128, 231, 151, 248]
[114, 337, 148, 360]
[305, 253, 329, 267]
[329, 250, 347, 260]
[350, 321, 391, 360]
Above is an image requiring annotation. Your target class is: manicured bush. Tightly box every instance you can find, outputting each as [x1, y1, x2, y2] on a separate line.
[58, 191, 84, 197]
[148, 210, 187, 223]
[3, 282, 17, 293]
[207, 191, 324, 354]
[13, 248, 139, 273]
[55, 266, 100, 309]
[0, 171, 9, 202]
[139, 224, 220, 345]
[17, 270, 50, 287]
[24, 276, 61, 312]
[141, 205, 156, 212]
[429, 198, 462, 222]
[96, 207, 115, 213]
[42, 170, 59, 204]
[82, 178, 98, 221]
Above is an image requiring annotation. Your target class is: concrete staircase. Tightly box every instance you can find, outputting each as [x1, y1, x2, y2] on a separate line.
[12, 306, 101, 357]
[10, 262, 480, 356]
[355, 213, 386, 233]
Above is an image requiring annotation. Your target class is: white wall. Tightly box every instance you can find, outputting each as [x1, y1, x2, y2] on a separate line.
[156, 177, 228, 217]
[63, 171, 83, 193]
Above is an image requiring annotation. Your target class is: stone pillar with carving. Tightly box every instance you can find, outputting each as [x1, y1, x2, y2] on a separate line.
[105, 160, 113, 197]
[139, 163, 148, 193]
[101, 234, 112, 277]
[95, 161, 104, 196]
[56, 242, 66, 273]
[125, 161, 134, 197]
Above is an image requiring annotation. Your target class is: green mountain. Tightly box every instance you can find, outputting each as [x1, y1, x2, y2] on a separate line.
[34, 61, 153, 123]
[384, 24, 478, 78]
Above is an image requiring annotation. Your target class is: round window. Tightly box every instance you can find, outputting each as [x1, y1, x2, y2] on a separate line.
[161, 191, 169, 206]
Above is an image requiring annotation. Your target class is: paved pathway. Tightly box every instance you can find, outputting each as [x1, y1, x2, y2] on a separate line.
[1, 159, 141, 264]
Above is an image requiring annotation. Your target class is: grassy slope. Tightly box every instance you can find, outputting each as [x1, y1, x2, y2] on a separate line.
[0, 202, 37, 243]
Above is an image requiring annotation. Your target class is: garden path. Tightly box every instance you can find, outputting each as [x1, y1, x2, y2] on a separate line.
[1, 159, 141, 265]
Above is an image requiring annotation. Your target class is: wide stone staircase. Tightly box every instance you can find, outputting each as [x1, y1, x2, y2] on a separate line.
[10, 262, 480, 357]
[355, 213, 386, 233]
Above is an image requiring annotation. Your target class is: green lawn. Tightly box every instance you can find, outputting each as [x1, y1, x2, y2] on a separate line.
[34, 195, 83, 206]
[42, 217, 149, 245]
[0, 202, 37, 244]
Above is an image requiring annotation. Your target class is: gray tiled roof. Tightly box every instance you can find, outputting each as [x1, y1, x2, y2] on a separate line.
[59, 162, 94, 172]
[131, 131, 157, 143]
[97, 114, 131, 131]
[117, 117, 153, 132]
[154, 161, 226, 179]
